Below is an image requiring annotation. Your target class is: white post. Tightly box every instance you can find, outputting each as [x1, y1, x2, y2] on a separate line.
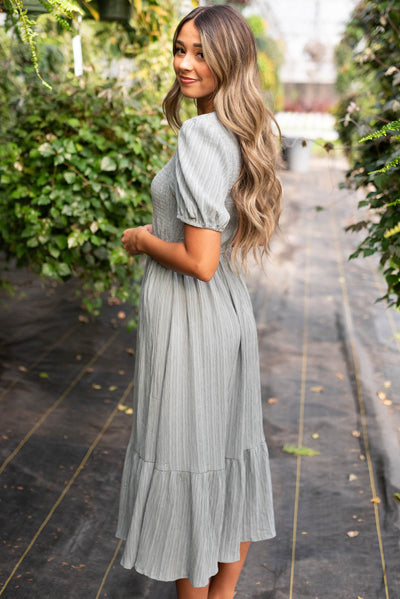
[72, 15, 83, 77]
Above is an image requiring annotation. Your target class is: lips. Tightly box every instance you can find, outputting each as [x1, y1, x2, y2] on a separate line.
[180, 76, 198, 84]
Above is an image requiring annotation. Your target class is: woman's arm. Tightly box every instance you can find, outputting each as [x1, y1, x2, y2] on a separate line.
[121, 224, 221, 282]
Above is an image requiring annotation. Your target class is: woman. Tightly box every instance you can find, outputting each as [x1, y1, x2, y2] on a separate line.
[117, 5, 282, 598]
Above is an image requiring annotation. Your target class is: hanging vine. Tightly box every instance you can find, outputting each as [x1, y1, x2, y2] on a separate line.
[1, 0, 83, 87]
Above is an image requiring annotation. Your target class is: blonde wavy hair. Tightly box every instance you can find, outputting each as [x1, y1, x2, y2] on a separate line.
[163, 5, 282, 266]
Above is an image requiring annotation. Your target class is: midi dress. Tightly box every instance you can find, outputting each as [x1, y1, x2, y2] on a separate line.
[116, 111, 275, 588]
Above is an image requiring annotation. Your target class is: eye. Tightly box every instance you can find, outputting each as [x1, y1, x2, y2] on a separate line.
[174, 47, 185, 55]
[197, 52, 205, 60]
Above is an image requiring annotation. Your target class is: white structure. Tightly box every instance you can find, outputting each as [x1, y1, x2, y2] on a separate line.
[246, 0, 359, 86]
[275, 111, 338, 140]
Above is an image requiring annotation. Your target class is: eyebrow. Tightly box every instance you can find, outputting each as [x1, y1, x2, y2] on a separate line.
[175, 39, 203, 48]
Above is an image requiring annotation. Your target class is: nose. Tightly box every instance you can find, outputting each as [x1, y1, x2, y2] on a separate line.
[180, 52, 193, 71]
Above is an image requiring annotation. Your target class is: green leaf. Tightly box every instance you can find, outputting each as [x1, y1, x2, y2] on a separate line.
[37, 195, 51, 206]
[282, 445, 320, 457]
[26, 238, 39, 248]
[67, 231, 80, 249]
[54, 235, 68, 249]
[67, 118, 80, 128]
[370, 155, 400, 175]
[64, 171, 76, 184]
[38, 142, 55, 157]
[41, 263, 57, 277]
[359, 120, 400, 143]
[384, 222, 400, 239]
[56, 262, 72, 277]
[118, 157, 130, 169]
[64, 139, 77, 154]
[386, 198, 400, 208]
[100, 156, 117, 171]
[49, 246, 61, 259]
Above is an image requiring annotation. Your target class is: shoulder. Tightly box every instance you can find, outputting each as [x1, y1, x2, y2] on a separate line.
[177, 112, 240, 173]
[179, 112, 239, 153]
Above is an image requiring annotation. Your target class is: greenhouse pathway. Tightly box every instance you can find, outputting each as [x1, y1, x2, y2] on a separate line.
[0, 156, 399, 599]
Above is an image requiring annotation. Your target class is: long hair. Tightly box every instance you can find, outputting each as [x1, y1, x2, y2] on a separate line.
[163, 5, 282, 266]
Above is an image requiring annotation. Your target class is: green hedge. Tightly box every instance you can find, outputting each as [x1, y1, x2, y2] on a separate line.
[335, 1, 400, 308]
[0, 80, 174, 314]
[0, 3, 177, 317]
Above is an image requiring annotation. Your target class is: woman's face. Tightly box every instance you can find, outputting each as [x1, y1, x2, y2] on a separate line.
[173, 19, 216, 115]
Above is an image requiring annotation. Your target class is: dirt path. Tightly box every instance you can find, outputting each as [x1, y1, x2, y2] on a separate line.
[0, 157, 399, 598]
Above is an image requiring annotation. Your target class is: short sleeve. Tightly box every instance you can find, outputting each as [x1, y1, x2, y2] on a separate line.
[175, 116, 232, 232]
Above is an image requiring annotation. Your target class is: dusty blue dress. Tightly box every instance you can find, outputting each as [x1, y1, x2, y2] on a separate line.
[116, 111, 275, 588]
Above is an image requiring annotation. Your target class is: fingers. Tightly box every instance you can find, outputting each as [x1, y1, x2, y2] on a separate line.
[121, 227, 145, 255]
[121, 228, 134, 254]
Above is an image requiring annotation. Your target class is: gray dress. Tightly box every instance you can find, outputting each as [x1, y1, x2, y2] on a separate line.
[116, 111, 275, 588]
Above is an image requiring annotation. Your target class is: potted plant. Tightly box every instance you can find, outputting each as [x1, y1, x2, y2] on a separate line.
[97, 0, 132, 22]
[21, 0, 47, 15]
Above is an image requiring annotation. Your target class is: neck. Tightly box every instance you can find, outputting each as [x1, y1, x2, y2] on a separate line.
[196, 96, 215, 115]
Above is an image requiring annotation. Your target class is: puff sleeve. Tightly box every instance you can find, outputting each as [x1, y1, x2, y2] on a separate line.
[175, 116, 232, 232]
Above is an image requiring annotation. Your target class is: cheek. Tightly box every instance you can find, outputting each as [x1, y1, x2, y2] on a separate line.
[201, 64, 211, 78]
[203, 66, 216, 89]
[173, 55, 179, 75]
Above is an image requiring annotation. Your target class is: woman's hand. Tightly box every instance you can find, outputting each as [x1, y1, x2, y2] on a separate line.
[122, 223, 220, 281]
[122, 226, 151, 255]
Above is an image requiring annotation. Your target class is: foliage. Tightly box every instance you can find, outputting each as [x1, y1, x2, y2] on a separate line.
[1, 0, 82, 87]
[246, 14, 284, 110]
[334, 0, 400, 309]
[0, 2, 177, 316]
[0, 0, 175, 88]
[282, 445, 320, 457]
[0, 79, 175, 315]
[79, 0, 178, 59]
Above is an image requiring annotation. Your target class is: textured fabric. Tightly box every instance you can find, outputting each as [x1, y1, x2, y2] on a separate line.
[116, 112, 275, 588]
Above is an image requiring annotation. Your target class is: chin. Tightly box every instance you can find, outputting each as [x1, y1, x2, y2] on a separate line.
[180, 89, 197, 99]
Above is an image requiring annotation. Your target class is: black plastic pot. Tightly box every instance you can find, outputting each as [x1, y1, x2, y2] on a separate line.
[23, 0, 47, 15]
[97, 0, 132, 22]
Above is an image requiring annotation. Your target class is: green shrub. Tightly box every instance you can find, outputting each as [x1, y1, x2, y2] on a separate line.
[335, 0, 400, 308]
[0, 2, 177, 316]
[0, 80, 174, 314]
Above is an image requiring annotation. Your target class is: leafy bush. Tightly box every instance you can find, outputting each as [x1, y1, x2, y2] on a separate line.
[0, 81, 174, 314]
[0, 2, 177, 316]
[335, 0, 400, 308]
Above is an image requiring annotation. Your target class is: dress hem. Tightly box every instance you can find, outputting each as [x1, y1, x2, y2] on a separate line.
[116, 533, 277, 587]
[116, 443, 275, 588]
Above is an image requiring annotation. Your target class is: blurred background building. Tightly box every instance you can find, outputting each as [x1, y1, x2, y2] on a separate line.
[246, 0, 359, 112]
